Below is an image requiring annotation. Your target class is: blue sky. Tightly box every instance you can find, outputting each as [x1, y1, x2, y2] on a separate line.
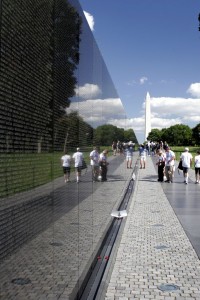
[79, 0, 200, 143]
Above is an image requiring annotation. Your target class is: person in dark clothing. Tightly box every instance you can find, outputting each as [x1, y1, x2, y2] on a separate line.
[156, 151, 165, 182]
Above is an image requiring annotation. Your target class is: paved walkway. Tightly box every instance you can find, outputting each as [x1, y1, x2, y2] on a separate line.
[0, 153, 137, 300]
[104, 156, 200, 300]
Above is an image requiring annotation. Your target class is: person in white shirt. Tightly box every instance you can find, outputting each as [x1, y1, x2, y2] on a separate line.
[90, 146, 100, 182]
[180, 147, 193, 184]
[194, 150, 200, 184]
[72, 148, 84, 183]
[165, 147, 175, 183]
[99, 150, 109, 181]
[61, 150, 71, 183]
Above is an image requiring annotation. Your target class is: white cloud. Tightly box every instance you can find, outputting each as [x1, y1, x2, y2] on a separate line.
[187, 82, 200, 98]
[126, 80, 137, 86]
[67, 97, 126, 126]
[150, 97, 200, 119]
[68, 94, 200, 139]
[75, 83, 101, 99]
[120, 93, 200, 143]
[139, 76, 148, 85]
[127, 76, 149, 86]
[134, 94, 200, 142]
[84, 11, 95, 31]
[69, 83, 200, 144]
[111, 117, 144, 132]
[151, 116, 182, 129]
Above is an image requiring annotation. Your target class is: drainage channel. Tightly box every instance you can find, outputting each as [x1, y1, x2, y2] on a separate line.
[77, 160, 139, 300]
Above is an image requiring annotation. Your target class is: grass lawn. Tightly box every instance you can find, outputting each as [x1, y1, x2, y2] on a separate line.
[0, 146, 112, 198]
[0, 151, 91, 198]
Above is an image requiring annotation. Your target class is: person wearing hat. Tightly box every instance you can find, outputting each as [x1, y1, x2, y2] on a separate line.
[180, 147, 193, 184]
[99, 149, 109, 181]
[165, 146, 175, 183]
[72, 147, 84, 183]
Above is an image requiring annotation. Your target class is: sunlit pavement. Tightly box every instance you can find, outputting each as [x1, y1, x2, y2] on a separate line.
[105, 157, 200, 300]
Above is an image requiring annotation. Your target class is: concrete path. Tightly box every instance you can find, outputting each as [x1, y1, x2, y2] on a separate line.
[0, 153, 137, 300]
[104, 156, 200, 300]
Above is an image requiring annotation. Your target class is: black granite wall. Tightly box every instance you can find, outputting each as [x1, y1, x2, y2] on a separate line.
[0, 0, 127, 298]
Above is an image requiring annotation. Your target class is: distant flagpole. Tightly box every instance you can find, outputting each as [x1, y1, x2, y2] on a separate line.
[145, 92, 151, 141]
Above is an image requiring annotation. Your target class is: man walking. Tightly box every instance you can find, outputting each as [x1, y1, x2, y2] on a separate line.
[180, 147, 193, 184]
[72, 147, 84, 183]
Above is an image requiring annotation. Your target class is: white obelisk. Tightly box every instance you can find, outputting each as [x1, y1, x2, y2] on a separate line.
[145, 92, 151, 140]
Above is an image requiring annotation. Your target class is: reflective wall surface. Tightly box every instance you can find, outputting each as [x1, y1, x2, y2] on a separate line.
[0, 0, 127, 298]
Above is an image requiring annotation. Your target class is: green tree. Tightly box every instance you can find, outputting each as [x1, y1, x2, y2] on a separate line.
[59, 111, 93, 151]
[124, 129, 138, 143]
[192, 123, 200, 145]
[147, 129, 162, 142]
[94, 124, 121, 145]
[94, 124, 138, 145]
[161, 124, 192, 146]
[52, 0, 82, 151]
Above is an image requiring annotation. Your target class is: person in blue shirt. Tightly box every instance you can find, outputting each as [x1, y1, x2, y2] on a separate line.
[139, 144, 147, 169]
[125, 143, 134, 168]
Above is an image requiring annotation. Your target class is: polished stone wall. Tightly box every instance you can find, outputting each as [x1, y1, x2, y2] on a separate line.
[0, 0, 127, 298]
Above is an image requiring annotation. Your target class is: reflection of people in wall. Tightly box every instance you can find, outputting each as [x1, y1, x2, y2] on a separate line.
[61, 150, 71, 183]
[90, 146, 100, 182]
[139, 144, 147, 169]
[125, 143, 134, 169]
[99, 150, 109, 181]
[112, 141, 117, 156]
[72, 147, 84, 183]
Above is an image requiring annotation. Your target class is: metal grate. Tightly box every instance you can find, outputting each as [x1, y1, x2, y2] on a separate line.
[158, 284, 180, 292]
[11, 278, 31, 285]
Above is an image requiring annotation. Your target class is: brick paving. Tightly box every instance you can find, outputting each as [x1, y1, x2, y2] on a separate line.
[104, 157, 200, 300]
[0, 153, 136, 300]
[1, 153, 200, 300]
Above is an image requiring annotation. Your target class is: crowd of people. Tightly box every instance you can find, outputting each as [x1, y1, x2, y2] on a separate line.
[61, 146, 110, 183]
[142, 141, 200, 185]
[61, 140, 200, 185]
[60, 141, 135, 183]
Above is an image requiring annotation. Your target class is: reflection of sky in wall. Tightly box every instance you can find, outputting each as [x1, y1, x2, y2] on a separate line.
[68, 0, 127, 129]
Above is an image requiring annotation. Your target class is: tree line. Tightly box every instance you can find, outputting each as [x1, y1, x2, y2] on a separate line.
[60, 111, 138, 150]
[147, 123, 200, 146]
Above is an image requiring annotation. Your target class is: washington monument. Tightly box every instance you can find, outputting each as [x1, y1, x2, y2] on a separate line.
[145, 92, 151, 140]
